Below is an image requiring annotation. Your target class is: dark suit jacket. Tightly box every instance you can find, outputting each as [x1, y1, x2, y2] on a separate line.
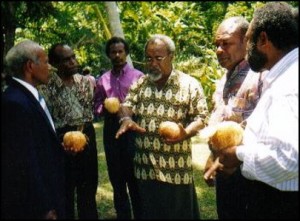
[1, 78, 66, 219]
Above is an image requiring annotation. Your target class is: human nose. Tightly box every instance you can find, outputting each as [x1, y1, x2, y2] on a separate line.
[216, 45, 224, 55]
[70, 57, 78, 65]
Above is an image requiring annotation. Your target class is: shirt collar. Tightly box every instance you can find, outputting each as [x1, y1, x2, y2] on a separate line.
[13, 77, 39, 101]
[111, 63, 130, 77]
[263, 47, 298, 89]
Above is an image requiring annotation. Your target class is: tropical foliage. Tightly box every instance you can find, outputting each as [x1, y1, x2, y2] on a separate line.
[2, 1, 298, 110]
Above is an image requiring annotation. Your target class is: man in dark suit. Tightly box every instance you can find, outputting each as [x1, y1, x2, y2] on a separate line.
[1, 40, 66, 219]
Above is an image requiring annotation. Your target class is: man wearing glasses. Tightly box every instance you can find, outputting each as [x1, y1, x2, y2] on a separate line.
[116, 34, 209, 219]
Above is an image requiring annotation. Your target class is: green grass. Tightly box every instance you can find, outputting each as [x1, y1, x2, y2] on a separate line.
[94, 121, 218, 219]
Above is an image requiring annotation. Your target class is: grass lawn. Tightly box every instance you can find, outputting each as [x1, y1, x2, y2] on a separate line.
[94, 121, 218, 219]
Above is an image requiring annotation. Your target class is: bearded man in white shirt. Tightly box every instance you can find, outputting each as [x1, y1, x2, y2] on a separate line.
[215, 2, 298, 219]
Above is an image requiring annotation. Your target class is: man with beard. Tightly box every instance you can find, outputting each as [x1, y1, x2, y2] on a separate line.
[94, 37, 143, 219]
[203, 16, 262, 219]
[115, 34, 208, 219]
[215, 2, 298, 219]
[38, 43, 98, 219]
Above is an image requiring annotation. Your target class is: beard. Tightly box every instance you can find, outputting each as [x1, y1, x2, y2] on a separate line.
[247, 42, 268, 72]
[147, 68, 162, 82]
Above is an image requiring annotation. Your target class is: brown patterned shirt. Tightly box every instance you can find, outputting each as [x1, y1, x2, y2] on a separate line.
[123, 70, 208, 184]
[38, 72, 94, 129]
[209, 60, 261, 125]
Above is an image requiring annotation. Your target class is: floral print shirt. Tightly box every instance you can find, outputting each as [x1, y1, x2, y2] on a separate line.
[123, 70, 209, 184]
[38, 72, 94, 129]
[209, 60, 261, 125]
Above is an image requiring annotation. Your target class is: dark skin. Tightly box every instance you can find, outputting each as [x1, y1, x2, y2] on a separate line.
[217, 20, 286, 168]
[108, 42, 128, 76]
[203, 18, 247, 185]
[53, 45, 79, 87]
[115, 38, 204, 143]
[23, 47, 57, 219]
[52, 45, 85, 154]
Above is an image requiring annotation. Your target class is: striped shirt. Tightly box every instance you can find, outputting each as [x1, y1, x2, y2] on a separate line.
[236, 48, 299, 191]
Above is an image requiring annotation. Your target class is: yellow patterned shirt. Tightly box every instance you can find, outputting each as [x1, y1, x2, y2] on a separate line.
[123, 70, 208, 184]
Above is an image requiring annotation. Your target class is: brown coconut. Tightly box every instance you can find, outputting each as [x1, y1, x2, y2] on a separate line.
[104, 97, 120, 114]
[210, 121, 244, 152]
[158, 121, 181, 139]
[63, 131, 87, 152]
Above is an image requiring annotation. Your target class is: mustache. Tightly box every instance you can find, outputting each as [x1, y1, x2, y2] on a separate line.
[147, 67, 161, 74]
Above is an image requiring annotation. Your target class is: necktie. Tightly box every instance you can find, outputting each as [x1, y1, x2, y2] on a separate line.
[38, 94, 56, 131]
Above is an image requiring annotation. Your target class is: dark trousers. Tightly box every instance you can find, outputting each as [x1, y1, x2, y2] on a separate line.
[246, 180, 298, 219]
[216, 168, 251, 219]
[136, 179, 200, 219]
[57, 122, 98, 219]
[104, 116, 141, 219]
[216, 169, 299, 219]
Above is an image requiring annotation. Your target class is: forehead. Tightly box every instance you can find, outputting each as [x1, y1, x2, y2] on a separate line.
[146, 39, 168, 54]
[56, 45, 74, 58]
[36, 48, 47, 59]
[109, 42, 125, 51]
[215, 23, 240, 41]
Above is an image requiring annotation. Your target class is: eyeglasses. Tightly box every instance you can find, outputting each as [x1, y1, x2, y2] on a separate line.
[145, 56, 167, 63]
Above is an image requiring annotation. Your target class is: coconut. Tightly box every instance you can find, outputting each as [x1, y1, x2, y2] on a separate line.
[63, 131, 87, 152]
[209, 121, 244, 151]
[158, 121, 181, 139]
[104, 97, 120, 114]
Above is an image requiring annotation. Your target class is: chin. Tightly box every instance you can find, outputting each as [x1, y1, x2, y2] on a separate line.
[148, 74, 162, 82]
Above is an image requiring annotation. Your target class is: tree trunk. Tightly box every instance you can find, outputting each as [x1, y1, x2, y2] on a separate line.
[104, 1, 133, 67]
[1, 2, 17, 72]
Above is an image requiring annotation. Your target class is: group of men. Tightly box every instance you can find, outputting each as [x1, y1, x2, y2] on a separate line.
[1, 2, 298, 219]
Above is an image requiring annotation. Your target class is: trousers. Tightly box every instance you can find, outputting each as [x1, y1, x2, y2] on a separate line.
[57, 122, 98, 219]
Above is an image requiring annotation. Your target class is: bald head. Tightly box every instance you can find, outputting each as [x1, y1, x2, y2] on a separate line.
[216, 16, 249, 41]
[214, 17, 249, 71]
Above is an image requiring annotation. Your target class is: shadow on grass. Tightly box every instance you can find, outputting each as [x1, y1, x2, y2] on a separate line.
[94, 121, 217, 220]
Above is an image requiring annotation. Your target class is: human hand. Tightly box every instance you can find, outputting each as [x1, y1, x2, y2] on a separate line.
[115, 118, 146, 139]
[62, 131, 88, 155]
[44, 210, 57, 219]
[218, 146, 242, 168]
[162, 123, 187, 144]
[203, 154, 218, 187]
[204, 155, 238, 182]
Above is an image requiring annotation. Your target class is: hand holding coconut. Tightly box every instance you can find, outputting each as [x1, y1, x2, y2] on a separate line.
[158, 121, 186, 143]
[200, 121, 244, 178]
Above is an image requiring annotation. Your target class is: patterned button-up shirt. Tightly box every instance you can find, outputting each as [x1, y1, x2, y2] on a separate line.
[38, 72, 94, 129]
[123, 70, 208, 184]
[209, 60, 261, 125]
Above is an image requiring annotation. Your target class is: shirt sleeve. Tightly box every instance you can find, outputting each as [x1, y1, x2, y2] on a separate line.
[236, 91, 298, 190]
[93, 77, 106, 116]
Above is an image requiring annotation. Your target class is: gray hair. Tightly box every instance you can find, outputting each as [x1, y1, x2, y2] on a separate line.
[5, 39, 43, 77]
[145, 34, 176, 54]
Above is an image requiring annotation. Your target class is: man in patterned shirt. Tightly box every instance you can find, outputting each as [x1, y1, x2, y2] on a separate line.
[203, 16, 262, 219]
[116, 34, 208, 219]
[38, 43, 98, 219]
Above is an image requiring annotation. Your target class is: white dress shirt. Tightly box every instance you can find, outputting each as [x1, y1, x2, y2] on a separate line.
[236, 48, 299, 191]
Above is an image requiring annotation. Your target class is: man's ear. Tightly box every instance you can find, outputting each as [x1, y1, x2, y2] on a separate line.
[257, 31, 269, 49]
